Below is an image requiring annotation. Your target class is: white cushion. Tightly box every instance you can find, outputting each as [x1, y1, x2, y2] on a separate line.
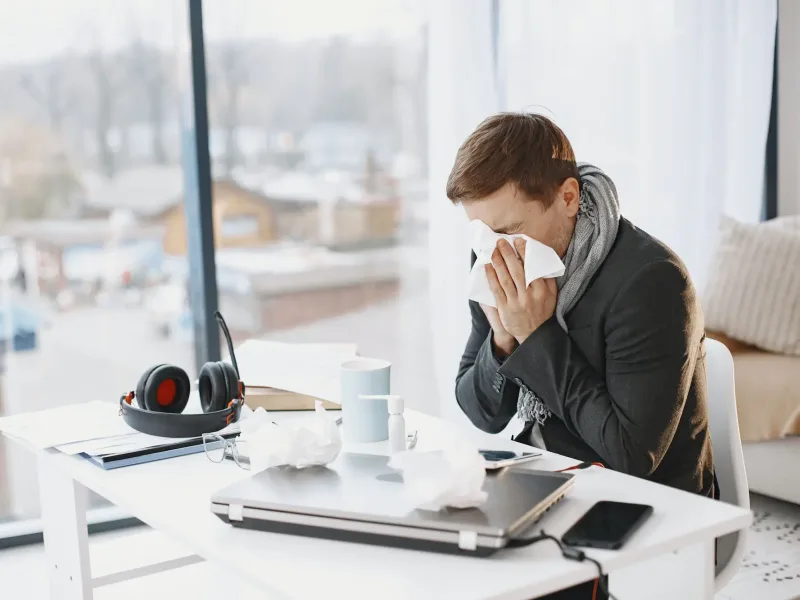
[703, 216, 800, 356]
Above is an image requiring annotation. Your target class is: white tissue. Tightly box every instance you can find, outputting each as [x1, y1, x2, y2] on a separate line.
[242, 401, 342, 471]
[469, 219, 565, 308]
[388, 440, 488, 511]
[239, 407, 273, 434]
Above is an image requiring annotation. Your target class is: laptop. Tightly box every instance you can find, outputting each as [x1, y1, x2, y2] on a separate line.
[211, 453, 574, 556]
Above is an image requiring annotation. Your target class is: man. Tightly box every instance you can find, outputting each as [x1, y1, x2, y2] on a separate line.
[450, 113, 715, 496]
[450, 114, 714, 599]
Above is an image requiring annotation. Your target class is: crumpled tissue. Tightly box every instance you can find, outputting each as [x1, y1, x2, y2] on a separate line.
[241, 401, 342, 471]
[468, 219, 565, 308]
[388, 439, 488, 511]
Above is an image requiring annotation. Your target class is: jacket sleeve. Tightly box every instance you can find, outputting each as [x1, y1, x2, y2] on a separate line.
[498, 259, 703, 476]
[454, 253, 520, 433]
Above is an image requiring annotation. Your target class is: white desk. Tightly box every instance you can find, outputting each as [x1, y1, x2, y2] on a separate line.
[14, 410, 750, 600]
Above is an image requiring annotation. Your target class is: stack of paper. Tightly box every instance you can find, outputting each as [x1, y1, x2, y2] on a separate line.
[54, 429, 232, 458]
[0, 400, 240, 470]
[56, 432, 166, 456]
[232, 340, 357, 405]
[0, 401, 132, 450]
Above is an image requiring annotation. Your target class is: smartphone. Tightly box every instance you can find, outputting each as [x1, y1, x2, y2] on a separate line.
[562, 501, 653, 550]
[479, 449, 542, 470]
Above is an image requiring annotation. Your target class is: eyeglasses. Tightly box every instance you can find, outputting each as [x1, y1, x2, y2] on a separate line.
[202, 433, 250, 470]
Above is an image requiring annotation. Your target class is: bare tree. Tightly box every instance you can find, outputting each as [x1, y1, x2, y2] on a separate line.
[128, 38, 170, 165]
[313, 37, 368, 123]
[86, 48, 123, 178]
[18, 61, 71, 134]
[16, 60, 79, 214]
[211, 42, 249, 176]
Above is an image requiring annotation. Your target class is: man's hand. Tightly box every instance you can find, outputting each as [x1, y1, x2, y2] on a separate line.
[480, 303, 517, 358]
[485, 238, 558, 344]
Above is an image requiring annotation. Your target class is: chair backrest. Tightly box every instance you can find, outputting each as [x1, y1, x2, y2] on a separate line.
[704, 338, 749, 591]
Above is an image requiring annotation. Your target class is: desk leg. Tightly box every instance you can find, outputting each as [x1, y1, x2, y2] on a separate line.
[38, 455, 93, 600]
[610, 539, 714, 600]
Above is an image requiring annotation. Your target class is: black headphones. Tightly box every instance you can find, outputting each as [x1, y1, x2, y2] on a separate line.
[119, 311, 245, 438]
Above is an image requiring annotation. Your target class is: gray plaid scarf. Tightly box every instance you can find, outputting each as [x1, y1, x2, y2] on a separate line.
[517, 163, 621, 425]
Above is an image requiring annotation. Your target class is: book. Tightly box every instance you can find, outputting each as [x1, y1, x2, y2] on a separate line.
[245, 387, 340, 411]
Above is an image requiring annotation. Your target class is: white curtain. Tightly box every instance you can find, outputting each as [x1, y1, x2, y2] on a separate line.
[427, 0, 497, 424]
[498, 0, 777, 289]
[427, 0, 777, 421]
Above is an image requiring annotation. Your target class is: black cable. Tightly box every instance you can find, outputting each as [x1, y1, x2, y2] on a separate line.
[506, 530, 619, 600]
[583, 555, 614, 600]
[505, 531, 549, 548]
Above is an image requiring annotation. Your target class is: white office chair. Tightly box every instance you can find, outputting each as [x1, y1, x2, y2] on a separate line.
[705, 338, 750, 592]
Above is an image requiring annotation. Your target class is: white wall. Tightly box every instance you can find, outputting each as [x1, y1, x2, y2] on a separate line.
[497, 0, 775, 290]
[779, 0, 800, 216]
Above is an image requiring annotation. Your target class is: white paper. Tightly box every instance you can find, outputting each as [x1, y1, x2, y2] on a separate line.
[468, 219, 565, 308]
[56, 433, 146, 456]
[232, 340, 358, 403]
[74, 434, 191, 457]
[45, 391, 240, 456]
[388, 439, 488, 511]
[243, 402, 342, 470]
[55, 419, 242, 457]
[0, 401, 133, 450]
[59, 429, 234, 458]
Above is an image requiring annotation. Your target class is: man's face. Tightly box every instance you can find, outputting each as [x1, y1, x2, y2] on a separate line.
[462, 179, 580, 258]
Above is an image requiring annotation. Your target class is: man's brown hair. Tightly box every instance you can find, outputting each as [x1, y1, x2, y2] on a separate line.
[446, 113, 579, 206]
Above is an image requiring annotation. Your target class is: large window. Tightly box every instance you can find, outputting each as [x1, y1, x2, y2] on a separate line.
[0, 1, 196, 533]
[198, 1, 433, 404]
[0, 0, 432, 541]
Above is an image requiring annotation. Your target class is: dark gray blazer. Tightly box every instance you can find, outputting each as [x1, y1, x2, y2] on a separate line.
[456, 218, 716, 497]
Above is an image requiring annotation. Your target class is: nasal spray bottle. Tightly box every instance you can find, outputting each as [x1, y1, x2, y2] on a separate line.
[386, 395, 406, 453]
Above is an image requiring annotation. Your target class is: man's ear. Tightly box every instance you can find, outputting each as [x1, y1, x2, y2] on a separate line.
[559, 177, 580, 218]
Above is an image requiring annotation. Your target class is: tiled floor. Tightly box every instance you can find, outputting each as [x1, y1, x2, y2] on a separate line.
[0, 493, 798, 599]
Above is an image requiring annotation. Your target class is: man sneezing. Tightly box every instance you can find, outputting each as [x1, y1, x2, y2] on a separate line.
[449, 113, 715, 500]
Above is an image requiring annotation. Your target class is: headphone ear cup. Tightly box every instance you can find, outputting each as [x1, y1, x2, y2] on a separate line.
[136, 364, 163, 409]
[199, 362, 228, 413]
[220, 361, 239, 402]
[142, 365, 191, 414]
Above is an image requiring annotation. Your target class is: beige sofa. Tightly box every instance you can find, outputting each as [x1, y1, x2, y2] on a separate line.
[707, 331, 800, 504]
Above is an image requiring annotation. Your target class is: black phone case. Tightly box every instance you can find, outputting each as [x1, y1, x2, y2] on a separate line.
[562, 502, 654, 550]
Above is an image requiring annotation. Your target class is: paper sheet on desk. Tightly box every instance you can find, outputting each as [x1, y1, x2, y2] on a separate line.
[56, 433, 186, 456]
[54, 400, 244, 456]
[57, 423, 243, 457]
[232, 340, 358, 403]
[468, 219, 565, 308]
[0, 401, 132, 449]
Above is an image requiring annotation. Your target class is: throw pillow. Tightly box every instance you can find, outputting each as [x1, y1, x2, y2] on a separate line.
[703, 216, 800, 355]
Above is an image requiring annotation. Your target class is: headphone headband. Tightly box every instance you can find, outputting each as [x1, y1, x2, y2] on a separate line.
[215, 311, 239, 378]
[119, 394, 243, 438]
